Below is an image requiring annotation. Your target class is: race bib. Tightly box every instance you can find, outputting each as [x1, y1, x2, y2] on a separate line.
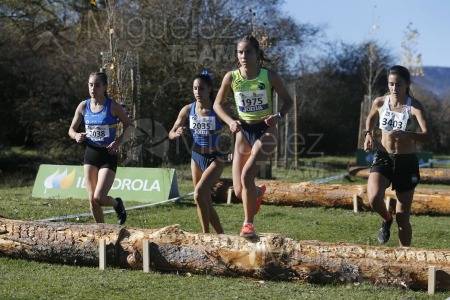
[190, 116, 216, 132]
[379, 111, 407, 131]
[86, 124, 110, 141]
[235, 90, 269, 113]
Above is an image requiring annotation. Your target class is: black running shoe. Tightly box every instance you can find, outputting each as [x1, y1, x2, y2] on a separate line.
[377, 218, 393, 244]
[114, 197, 127, 225]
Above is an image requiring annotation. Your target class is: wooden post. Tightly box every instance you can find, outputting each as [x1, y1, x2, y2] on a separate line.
[358, 99, 365, 149]
[385, 197, 393, 212]
[227, 188, 234, 205]
[428, 266, 436, 295]
[292, 83, 298, 169]
[143, 239, 150, 273]
[274, 92, 279, 168]
[283, 92, 289, 169]
[353, 195, 360, 213]
[358, 95, 371, 150]
[99, 239, 106, 270]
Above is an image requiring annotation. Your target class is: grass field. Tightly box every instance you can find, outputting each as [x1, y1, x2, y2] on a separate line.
[1, 157, 449, 299]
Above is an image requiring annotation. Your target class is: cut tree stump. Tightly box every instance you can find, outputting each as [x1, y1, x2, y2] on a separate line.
[349, 167, 450, 185]
[1, 217, 449, 291]
[211, 179, 450, 215]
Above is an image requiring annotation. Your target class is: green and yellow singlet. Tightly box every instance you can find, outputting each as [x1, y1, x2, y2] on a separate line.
[231, 68, 273, 121]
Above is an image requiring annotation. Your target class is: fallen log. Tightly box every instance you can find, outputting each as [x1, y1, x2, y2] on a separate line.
[349, 167, 450, 185]
[0, 218, 449, 291]
[211, 180, 450, 215]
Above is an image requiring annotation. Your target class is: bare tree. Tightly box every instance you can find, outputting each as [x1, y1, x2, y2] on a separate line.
[360, 42, 389, 100]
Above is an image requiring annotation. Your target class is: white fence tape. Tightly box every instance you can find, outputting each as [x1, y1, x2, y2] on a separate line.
[38, 192, 194, 222]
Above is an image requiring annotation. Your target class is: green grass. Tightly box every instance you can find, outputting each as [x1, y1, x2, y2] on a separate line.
[1, 160, 449, 299]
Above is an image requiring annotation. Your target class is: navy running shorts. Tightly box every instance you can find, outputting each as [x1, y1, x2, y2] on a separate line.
[240, 121, 270, 147]
[191, 151, 223, 172]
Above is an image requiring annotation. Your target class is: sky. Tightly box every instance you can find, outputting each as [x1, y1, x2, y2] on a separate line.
[281, 0, 450, 68]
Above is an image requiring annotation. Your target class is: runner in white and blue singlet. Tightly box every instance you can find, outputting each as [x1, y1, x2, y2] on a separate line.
[169, 71, 225, 234]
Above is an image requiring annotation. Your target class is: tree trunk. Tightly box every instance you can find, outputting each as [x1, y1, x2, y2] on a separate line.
[211, 179, 450, 215]
[0, 217, 449, 291]
[349, 167, 450, 185]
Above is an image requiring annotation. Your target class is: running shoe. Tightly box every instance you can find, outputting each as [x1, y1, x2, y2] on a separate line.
[377, 217, 393, 244]
[114, 197, 127, 225]
[255, 184, 266, 215]
[240, 223, 256, 237]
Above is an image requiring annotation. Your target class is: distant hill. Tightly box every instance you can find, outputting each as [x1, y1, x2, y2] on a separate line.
[412, 66, 450, 99]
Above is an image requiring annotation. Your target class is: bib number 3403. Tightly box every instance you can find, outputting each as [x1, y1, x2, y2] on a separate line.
[381, 118, 403, 130]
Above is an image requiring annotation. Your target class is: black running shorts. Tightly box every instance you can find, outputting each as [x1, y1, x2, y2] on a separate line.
[370, 151, 420, 192]
[83, 144, 118, 173]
